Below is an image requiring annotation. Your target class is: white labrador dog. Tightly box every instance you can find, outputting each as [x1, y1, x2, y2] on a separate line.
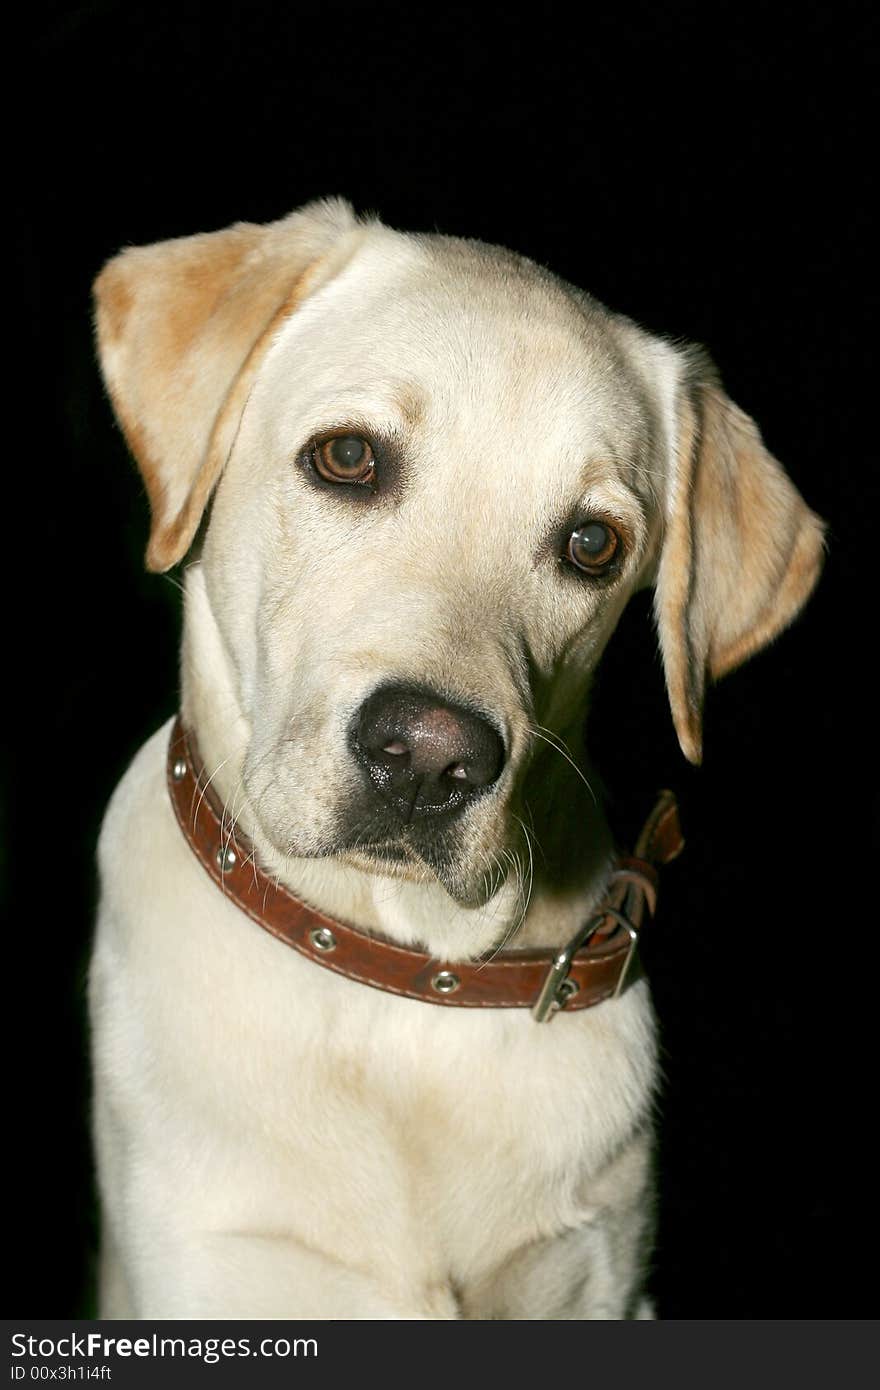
[90, 199, 824, 1319]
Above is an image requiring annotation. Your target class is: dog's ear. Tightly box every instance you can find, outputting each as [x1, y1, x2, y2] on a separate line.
[94, 198, 362, 571]
[655, 354, 826, 764]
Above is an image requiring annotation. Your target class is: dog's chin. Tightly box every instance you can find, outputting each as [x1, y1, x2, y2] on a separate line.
[337, 843, 498, 909]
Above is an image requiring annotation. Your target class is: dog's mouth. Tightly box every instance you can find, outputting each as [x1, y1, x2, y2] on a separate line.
[334, 824, 498, 907]
[268, 805, 517, 910]
[342, 840, 418, 872]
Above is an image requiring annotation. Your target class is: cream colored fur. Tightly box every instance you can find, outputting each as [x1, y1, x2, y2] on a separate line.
[90, 200, 824, 1318]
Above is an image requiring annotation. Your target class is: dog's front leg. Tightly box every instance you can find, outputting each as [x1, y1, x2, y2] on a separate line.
[98, 1216, 460, 1320]
[459, 1131, 654, 1321]
[460, 1217, 651, 1321]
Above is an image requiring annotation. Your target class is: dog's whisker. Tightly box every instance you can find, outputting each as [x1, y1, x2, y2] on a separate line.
[526, 725, 598, 807]
[479, 826, 536, 966]
[160, 571, 187, 597]
[478, 848, 506, 918]
[216, 740, 295, 891]
[512, 814, 535, 923]
[480, 856, 528, 965]
[192, 755, 233, 833]
[223, 777, 263, 892]
[519, 798, 548, 868]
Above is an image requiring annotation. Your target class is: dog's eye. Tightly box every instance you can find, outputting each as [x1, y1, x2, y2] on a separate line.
[566, 521, 620, 573]
[312, 435, 376, 485]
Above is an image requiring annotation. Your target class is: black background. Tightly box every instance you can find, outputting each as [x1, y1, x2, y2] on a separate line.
[12, 0, 875, 1319]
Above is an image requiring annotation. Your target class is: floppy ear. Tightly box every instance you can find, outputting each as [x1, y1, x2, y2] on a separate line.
[655, 356, 826, 765]
[94, 198, 363, 571]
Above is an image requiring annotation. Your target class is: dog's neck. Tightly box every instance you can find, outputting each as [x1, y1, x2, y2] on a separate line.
[179, 565, 614, 959]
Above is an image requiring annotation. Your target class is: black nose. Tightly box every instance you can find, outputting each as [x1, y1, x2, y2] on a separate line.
[352, 683, 506, 821]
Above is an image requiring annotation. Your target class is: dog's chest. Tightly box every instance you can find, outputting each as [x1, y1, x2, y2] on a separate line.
[184, 975, 657, 1282]
[323, 1000, 657, 1272]
[96, 726, 657, 1285]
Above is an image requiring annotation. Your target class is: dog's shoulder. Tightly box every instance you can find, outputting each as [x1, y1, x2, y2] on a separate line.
[94, 716, 214, 970]
[97, 719, 176, 884]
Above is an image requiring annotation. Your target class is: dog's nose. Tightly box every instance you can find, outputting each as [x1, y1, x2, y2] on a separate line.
[352, 684, 506, 820]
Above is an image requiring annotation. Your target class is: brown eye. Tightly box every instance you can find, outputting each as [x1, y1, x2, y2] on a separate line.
[313, 435, 376, 484]
[567, 520, 620, 573]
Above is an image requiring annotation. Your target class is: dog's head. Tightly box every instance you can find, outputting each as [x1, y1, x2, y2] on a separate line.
[94, 200, 824, 907]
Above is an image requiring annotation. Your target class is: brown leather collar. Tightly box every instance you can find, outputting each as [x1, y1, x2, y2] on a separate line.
[166, 719, 683, 1019]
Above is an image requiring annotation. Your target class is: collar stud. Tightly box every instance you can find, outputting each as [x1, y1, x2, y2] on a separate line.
[432, 970, 461, 994]
[310, 927, 337, 953]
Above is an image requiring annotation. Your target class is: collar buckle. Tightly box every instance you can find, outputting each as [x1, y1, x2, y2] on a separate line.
[531, 908, 641, 1022]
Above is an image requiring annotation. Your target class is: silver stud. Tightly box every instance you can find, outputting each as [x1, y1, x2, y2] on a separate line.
[310, 927, 337, 953]
[171, 758, 187, 781]
[431, 970, 460, 995]
[216, 845, 237, 872]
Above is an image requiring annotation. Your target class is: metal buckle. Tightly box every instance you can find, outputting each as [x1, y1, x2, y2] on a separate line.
[531, 908, 640, 1022]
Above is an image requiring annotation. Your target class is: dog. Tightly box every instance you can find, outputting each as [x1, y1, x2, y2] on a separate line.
[89, 198, 824, 1319]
